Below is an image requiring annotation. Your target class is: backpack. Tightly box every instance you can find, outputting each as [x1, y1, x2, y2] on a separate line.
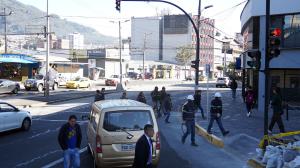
[246, 92, 254, 104]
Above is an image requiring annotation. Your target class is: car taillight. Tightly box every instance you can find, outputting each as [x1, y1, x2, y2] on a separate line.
[96, 135, 102, 153]
[155, 132, 160, 150]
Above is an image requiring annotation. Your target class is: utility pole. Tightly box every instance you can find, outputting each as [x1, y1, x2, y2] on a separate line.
[195, 0, 201, 89]
[1, 8, 13, 53]
[143, 33, 152, 80]
[45, 0, 50, 97]
[263, 0, 271, 146]
[223, 42, 228, 76]
[118, 20, 122, 84]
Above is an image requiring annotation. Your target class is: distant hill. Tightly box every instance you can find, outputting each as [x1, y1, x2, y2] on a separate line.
[0, 0, 118, 45]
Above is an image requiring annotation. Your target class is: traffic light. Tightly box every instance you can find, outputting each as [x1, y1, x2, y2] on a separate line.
[116, 0, 121, 12]
[191, 60, 199, 70]
[247, 50, 261, 70]
[269, 28, 281, 59]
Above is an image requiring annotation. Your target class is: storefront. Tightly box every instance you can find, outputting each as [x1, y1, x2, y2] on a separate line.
[0, 54, 38, 81]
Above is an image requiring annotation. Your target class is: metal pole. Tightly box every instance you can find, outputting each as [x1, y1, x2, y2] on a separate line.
[45, 0, 50, 97]
[119, 21, 123, 84]
[196, 0, 201, 89]
[264, 0, 270, 139]
[224, 44, 227, 76]
[4, 8, 7, 53]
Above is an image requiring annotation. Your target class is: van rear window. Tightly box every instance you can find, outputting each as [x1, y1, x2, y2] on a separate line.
[103, 110, 153, 132]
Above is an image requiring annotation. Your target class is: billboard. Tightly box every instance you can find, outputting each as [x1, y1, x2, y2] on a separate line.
[87, 49, 106, 59]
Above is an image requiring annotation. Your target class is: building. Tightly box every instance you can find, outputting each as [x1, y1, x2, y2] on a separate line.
[192, 16, 215, 76]
[130, 15, 193, 79]
[69, 32, 84, 49]
[240, 0, 300, 113]
[56, 39, 70, 49]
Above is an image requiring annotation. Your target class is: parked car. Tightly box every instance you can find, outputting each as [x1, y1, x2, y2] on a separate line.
[216, 77, 230, 88]
[105, 75, 129, 86]
[0, 102, 32, 133]
[138, 73, 153, 80]
[24, 75, 59, 92]
[127, 72, 139, 79]
[86, 99, 160, 168]
[0, 79, 20, 94]
[66, 77, 91, 89]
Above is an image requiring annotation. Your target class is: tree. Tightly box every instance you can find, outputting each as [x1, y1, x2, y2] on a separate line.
[175, 45, 195, 65]
[176, 45, 195, 78]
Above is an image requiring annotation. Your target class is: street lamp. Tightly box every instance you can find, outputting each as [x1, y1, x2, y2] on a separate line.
[110, 19, 130, 90]
[1, 8, 14, 53]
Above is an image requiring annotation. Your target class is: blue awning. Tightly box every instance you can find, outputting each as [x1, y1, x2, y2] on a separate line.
[0, 54, 37, 64]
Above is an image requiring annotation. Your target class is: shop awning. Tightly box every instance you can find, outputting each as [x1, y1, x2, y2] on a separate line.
[0, 54, 37, 64]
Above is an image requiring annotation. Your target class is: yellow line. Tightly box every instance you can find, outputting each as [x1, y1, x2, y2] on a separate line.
[195, 124, 224, 148]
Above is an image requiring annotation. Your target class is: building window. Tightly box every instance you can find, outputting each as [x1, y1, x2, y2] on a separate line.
[283, 14, 300, 48]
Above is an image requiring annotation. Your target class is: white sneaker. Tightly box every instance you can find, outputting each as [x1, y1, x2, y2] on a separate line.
[247, 112, 251, 117]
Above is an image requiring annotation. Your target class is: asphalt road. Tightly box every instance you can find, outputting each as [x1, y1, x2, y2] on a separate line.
[0, 81, 251, 168]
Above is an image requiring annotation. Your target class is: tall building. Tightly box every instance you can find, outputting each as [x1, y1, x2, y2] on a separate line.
[192, 16, 215, 76]
[240, 0, 300, 113]
[69, 32, 84, 49]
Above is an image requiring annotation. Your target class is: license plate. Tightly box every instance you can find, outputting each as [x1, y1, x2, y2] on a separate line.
[121, 144, 135, 151]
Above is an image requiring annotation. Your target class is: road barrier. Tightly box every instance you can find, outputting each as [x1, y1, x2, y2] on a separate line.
[195, 124, 224, 148]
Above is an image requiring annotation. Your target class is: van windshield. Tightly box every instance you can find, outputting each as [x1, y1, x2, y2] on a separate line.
[103, 110, 153, 132]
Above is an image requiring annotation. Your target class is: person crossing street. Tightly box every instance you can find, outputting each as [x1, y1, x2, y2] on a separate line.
[181, 95, 198, 146]
[194, 89, 206, 119]
[207, 92, 230, 136]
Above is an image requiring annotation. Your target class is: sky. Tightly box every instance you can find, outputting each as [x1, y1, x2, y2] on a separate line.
[16, 0, 246, 38]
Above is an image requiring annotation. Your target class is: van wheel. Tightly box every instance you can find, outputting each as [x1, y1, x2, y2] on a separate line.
[52, 83, 58, 90]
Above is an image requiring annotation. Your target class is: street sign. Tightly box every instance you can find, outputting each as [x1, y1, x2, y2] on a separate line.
[205, 64, 210, 75]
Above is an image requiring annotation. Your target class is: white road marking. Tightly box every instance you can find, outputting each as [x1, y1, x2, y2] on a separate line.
[15, 150, 61, 167]
[41, 147, 87, 168]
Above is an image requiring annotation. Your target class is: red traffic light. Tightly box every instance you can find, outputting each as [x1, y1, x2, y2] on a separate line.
[270, 28, 282, 37]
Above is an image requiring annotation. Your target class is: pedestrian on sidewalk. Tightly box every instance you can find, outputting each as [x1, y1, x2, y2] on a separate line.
[132, 124, 154, 168]
[137, 91, 147, 104]
[158, 86, 168, 118]
[181, 95, 198, 146]
[164, 94, 172, 123]
[245, 86, 255, 117]
[94, 88, 105, 102]
[120, 91, 128, 99]
[268, 87, 285, 133]
[230, 79, 238, 99]
[207, 92, 230, 136]
[58, 115, 82, 168]
[194, 89, 206, 119]
[151, 86, 160, 115]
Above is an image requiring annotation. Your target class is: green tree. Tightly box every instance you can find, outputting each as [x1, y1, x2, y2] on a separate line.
[175, 45, 195, 65]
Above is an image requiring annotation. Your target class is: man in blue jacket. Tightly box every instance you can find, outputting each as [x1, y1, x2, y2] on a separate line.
[58, 115, 82, 168]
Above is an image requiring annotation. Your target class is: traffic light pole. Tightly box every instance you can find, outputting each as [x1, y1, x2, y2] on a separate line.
[263, 0, 270, 146]
[120, 0, 200, 87]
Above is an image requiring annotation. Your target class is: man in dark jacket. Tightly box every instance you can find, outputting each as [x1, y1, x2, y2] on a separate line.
[268, 87, 285, 133]
[230, 79, 238, 99]
[181, 95, 198, 146]
[151, 86, 160, 113]
[164, 94, 172, 123]
[194, 90, 206, 119]
[159, 87, 168, 117]
[58, 115, 82, 168]
[94, 88, 105, 102]
[207, 92, 230, 136]
[133, 124, 154, 168]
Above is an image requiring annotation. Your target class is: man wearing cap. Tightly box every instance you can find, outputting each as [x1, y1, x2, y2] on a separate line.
[181, 95, 198, 146]
[207, 92, 230, 136]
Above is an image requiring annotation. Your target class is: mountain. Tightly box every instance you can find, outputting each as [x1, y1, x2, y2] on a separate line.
[0, 0, 118, 45]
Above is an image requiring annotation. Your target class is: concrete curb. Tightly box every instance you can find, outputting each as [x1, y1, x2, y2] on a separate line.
[195, 124, 225, 148]
[247, 158, 266, 168]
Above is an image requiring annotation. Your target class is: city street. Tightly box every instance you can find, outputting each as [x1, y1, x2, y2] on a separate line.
[1, 79, 299, 168]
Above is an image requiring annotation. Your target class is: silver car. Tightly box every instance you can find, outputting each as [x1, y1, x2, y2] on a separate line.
[0, 79, 20, 94]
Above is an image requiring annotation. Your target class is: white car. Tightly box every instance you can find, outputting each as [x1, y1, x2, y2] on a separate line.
[0, 102, 32, 133]
[216, 77, 230, 88]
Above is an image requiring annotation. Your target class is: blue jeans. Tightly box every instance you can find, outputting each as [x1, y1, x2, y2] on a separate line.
[64, 148, 80, 168]
[182, 120, 195, 143]
[196, 105, 205, 118]
[232, 89, 236, 98]
[165, 111, 170, 122]
[207, 115, 226, 134]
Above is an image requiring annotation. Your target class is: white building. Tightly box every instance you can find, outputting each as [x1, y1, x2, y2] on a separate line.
[240, 0, 300, 113]
[69, 32, 84, 49]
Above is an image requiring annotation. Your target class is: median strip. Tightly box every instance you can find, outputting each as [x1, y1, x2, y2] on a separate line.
[195, 124, 224, 148]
